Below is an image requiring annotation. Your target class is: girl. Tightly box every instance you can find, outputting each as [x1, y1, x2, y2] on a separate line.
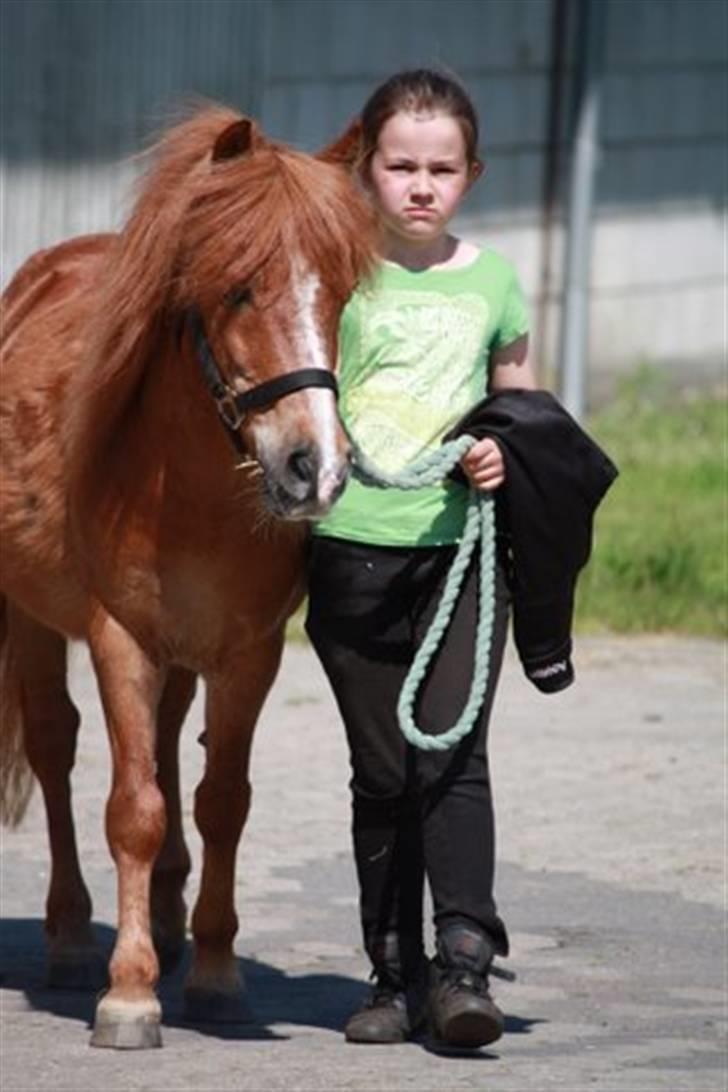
[306, 69, 536, 1048]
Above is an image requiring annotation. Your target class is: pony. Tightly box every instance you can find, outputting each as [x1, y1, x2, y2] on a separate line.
[0, 105, 373, 1049]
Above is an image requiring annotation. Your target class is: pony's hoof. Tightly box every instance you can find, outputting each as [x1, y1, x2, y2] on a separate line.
[48, 953, 107, 992]
[90, 994, 162, 1049]
[183, 987, 255, 1024]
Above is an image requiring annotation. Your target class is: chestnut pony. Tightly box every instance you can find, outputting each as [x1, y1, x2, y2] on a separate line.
[0, 106, 374, 1048]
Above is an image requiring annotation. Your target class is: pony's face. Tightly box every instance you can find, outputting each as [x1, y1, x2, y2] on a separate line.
[212, 259, 352, 521]
[178, 114, 378, 521]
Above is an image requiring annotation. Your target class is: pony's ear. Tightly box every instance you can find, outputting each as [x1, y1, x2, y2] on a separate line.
[212, 118, 260, 163]
[317, 118, 363, 169]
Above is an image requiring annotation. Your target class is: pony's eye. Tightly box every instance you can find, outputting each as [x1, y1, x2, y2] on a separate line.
[225, 285, 253, 308]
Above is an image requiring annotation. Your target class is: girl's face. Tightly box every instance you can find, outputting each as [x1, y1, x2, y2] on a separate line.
[367, 111, 479, 246]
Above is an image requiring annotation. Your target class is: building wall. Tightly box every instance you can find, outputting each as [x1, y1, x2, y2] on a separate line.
[1, 0, 725, 402]
[590, 0, 725, 392]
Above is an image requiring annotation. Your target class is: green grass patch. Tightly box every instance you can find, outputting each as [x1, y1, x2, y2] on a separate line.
[576, 369, 726, 636]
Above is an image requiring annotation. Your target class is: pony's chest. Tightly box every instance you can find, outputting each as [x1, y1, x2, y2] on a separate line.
[160, 558, 230, 643]
[155, 542, 304, 667]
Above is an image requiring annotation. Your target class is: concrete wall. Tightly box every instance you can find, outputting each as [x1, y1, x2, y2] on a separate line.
[1, 0, 725, 402]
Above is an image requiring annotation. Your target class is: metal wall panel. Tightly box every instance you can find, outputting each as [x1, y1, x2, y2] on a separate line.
[265, 0, 552, 79]
[1, 0, 265, 279]
[1, 0, 725, 386]
[2, 0, 264, 163]
[599, 0, 727, 211]
[605, 0, 728, 66]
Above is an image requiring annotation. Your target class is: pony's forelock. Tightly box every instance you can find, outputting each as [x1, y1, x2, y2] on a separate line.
[174, 142, 379, 308]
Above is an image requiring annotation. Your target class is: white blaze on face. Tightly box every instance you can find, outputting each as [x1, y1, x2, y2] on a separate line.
[251, 254, 347, 514]
[288, 260, 343, 504]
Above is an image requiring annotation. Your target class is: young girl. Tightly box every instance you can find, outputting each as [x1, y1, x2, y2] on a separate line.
[306, 69, 536, 1048]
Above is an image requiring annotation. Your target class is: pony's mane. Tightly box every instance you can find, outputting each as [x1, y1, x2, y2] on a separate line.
[66, 106, 379, 483]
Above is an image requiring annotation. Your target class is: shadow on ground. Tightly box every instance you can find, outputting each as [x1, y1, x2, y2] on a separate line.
[0, 917, 544, 1047]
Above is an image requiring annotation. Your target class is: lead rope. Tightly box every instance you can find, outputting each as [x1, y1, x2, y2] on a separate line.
[346, 431, 497, 753]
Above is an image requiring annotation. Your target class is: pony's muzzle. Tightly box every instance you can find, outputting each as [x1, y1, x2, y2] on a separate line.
[264, 441, 350, 518]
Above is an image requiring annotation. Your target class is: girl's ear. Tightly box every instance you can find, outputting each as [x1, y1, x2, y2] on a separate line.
[469, 160, 486, 184]
[467, 160, 486, 189]
[317, 118, 363, 169]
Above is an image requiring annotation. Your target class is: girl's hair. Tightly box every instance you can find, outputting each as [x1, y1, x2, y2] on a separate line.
[358, 68, 482, 173]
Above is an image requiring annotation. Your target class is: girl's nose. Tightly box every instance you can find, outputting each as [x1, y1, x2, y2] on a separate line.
[411, 171, 434, 198]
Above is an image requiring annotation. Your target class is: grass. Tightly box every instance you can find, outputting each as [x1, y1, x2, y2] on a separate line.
[575, 368, 726, 636]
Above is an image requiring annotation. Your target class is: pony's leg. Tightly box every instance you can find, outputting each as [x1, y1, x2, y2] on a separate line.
[86, 608, 166, 1049]
[151, 666, 197, 974]
[6, 606, 104, 988]
[183, 633, 284, 1023]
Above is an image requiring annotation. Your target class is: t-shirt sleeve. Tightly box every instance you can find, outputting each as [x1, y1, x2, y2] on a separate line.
[491, 270, 530, 350]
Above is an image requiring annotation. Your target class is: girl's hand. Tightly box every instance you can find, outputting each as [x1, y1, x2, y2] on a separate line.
[460, 437, 505, 491]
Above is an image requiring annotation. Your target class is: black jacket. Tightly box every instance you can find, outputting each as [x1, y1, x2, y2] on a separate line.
[445, 389, 618, 693]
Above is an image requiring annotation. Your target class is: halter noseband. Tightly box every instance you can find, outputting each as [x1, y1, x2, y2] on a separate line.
[187, 308, 339, 455]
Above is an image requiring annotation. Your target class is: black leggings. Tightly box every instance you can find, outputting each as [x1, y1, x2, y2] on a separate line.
[305, 535, 510, 961]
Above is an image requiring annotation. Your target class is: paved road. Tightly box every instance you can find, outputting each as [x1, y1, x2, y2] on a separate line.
[1, 635, 725, 1091]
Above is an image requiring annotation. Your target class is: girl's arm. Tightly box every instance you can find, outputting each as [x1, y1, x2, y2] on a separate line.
[460, 334, 537, 490]
[489, 334, 537, 392]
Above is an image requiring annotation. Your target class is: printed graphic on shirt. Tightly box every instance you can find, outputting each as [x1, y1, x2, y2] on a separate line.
[341, 289, 490, 473]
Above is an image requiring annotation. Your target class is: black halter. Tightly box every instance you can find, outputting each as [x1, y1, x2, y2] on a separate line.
[187, 308, 339, 455]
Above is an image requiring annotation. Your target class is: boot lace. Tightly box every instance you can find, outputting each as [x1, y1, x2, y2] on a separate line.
[440, 967, 491, 998]
[365, 973, 406, 1011]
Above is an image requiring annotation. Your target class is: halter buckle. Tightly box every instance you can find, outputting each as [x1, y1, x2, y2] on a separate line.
[216, 391, 245, 431]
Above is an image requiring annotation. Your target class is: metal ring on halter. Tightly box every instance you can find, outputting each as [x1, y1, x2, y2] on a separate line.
[216, 392, 246, 431]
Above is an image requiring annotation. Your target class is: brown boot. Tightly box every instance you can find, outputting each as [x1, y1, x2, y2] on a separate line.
[344, 933, 428, 1044]
[429, 925, 505, 1048]
[344, 979, 412, 1043]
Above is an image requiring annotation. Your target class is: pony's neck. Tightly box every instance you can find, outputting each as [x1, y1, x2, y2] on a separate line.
[140, 323, 241, 495]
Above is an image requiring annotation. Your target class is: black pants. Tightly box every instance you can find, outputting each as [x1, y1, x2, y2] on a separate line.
[305, 535, 510, 964]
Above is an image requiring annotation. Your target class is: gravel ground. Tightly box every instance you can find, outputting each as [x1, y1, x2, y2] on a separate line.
[0, 634, 725, 1091]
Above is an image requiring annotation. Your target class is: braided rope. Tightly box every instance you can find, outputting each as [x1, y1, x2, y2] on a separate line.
[347, 431, 496, 752]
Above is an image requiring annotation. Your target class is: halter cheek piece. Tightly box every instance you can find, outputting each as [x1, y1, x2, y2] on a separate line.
[186, 308, 339, 455]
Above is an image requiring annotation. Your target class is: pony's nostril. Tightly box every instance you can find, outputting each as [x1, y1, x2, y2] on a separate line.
[287, 445, 317, 488]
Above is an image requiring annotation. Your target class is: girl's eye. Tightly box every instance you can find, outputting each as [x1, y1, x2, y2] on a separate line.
[225, 285, 253, 308]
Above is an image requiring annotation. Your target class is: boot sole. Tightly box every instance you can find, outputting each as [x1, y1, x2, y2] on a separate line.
[345, 1032, 408, 1044]
[436, 1008, 504, 1049]
[345, 1015, 426, 1044]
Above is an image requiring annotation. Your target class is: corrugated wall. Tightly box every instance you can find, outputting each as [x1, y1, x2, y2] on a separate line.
[1, 0, 265, 271]
[1, 0, 725, 395]
[588, 0, 726, 388]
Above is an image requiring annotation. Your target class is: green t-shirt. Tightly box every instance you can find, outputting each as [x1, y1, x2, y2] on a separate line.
[314, 248, 529, 547]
